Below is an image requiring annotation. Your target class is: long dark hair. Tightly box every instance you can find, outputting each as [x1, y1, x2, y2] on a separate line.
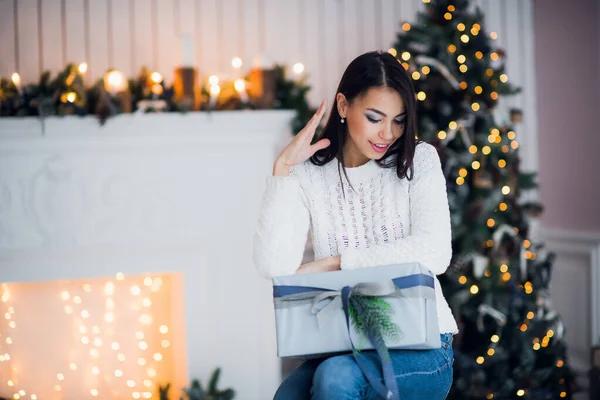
[310, 51, 422, 188]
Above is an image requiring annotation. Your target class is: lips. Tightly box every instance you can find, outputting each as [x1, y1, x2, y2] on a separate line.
[370, 141, 390, 153]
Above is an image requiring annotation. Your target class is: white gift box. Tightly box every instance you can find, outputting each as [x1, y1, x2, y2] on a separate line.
[272, 262, 441, 358]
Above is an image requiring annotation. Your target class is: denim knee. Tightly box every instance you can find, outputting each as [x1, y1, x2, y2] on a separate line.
[311, 356, 365, 400]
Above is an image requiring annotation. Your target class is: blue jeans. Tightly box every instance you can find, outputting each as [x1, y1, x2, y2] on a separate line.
[274, 333, 454, 400]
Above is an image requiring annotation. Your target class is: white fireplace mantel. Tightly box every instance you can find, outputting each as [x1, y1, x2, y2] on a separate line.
[0, 110, 296, 399]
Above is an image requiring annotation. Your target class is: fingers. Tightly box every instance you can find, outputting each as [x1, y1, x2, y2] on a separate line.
[310, 138, 331, 154]
[301, 99, 328, 137]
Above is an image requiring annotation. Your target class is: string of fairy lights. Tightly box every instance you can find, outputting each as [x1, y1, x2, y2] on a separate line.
[387, 1, 570, 398]
[0, 273, 172, 399]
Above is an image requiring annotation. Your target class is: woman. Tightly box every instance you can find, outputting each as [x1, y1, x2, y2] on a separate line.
[253, 51, 458, 399]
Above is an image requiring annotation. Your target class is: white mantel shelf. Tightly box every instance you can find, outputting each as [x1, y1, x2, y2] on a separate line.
[0, 110, 295, 399]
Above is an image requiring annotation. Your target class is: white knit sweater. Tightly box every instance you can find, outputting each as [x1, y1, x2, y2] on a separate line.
[253, 142, 458, 334]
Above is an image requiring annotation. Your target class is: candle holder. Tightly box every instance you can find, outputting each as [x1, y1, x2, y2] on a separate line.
[174, 66, 200, 110]
[247, 67, 280, 109]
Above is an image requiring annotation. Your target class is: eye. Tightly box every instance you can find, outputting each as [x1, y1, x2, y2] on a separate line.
[366, 115, 381, 123]
[394, 119, 406, 125]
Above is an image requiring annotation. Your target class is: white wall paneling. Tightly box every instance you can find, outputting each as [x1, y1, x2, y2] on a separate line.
[542, 228, 600, 375]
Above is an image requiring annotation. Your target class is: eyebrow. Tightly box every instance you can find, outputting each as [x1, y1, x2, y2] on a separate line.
[366, 108, 407, 118]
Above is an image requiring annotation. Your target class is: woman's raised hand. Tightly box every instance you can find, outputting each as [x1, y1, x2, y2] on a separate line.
[273, 99, 330, 176]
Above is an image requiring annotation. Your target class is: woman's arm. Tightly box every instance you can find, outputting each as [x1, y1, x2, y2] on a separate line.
[339, 143, 452, 275]
[253, 166, 311, 278]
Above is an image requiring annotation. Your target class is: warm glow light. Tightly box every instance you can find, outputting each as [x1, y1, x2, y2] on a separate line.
[161, 339, 171, 348]
[104, 70, 127, 94]
[421, 66, 430, 74]
[159, 325, 169, 334]
[499, 202, 508, 211]
[387, 48, 397, 57]
[91, 389, 98, 397]
[209, 75, 219, 86]
[114, 369, 124, 378]
[502, 186, 511, 195]
[487, 348, 495, 356]
[70, 363, 77, 370]
[78, 62, 88, 74]
[520, 324, 528, 332]
[11, 72, 21, 86]
[491, 92, 498, 100]
[57, 373, 64, 381]
[500, 74, 508, 83]
[105, 312, 114, 322]
[116, 272, 125, 281]
[448, 44, 456, 53]
[128, 380, 136, 388]
[66, 92, 76, 102]
[491, 32, 498, 40]
[231, 57, 243, 69]
[471, 102, 480, 111]
[482, 146, 491, 155]
[459, 276, 467, 284]
[293, 62, 305, 75]
[470, 285, 479, 294]
[456, 177, 464, 185]
[474, 86, 483, 94]
[457, 23, 466, 31]
[486, 69, 494, 77]
[154, 352, 163, 361]
[139, 341, 148, 350]
[444, 12, 452, 20]
[143, 298, 152, 307]
[527, 311, 534, 319]
[469, 145, 477, 154]
[449, 121, 457, 130]
[487, 218, 495, 227]
[511, 141, 519, 149]
[150, 72, 163, 83]
[139, 314, 152, 325]
[457, 55, 466, 64]
[234, 79, 246, 92]
[417, 91, 426, 101]
[111, 342, 120, 350]
[490, 52, 499, 61]
[136, 331, 145, 340]
[459, 81, 467, 90]
[131, 285, 141, 295]
[402, 23, 411, 31]
[438, 130, 447, 139]
[517, 389, 525, 396]
[460, 34, 469, 43]
[412, 71, 421, 80]
[475, 51, 483, 59]
[491, 334, 499, 343]
[472, 161, 481, 170]
[117, 353, 126, 362]
[105, 282, 115, 295]
[459, 65, 468, 73]
[476, 356, 484, 364]
[210, 85, 221, 96]
[92, 366, 100, 375]
[73, 296, 82, 304]
[81, 310, 89, 318]
[503, 272, 511, 282]
[401, 52, 411, 61]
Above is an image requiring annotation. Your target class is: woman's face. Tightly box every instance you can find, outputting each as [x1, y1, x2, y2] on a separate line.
[337, 87, 406, 167]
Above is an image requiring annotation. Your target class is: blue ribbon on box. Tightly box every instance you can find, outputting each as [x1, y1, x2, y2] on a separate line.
[273, 273, 435, 400]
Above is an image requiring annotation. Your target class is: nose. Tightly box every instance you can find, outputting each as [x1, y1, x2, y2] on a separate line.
[379, 123, 394, 142]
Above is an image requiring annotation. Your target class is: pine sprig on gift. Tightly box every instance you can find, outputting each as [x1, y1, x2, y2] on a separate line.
[348, 296, 403, 355]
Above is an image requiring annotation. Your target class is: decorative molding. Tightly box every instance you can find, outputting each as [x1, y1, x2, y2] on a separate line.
[541, 227, 600, 347]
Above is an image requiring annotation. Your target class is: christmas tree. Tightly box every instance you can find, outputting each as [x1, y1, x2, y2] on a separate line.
[392, 0, 577, 398]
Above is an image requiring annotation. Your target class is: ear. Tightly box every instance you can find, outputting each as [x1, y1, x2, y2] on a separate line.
[336, 93, 349, 118]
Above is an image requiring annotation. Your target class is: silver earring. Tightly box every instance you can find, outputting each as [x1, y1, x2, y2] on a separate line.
[340, 117, 345, 124]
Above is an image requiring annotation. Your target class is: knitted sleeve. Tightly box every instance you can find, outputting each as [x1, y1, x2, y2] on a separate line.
[339, 143, 453, 275]
[253, 168, 310, 278]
